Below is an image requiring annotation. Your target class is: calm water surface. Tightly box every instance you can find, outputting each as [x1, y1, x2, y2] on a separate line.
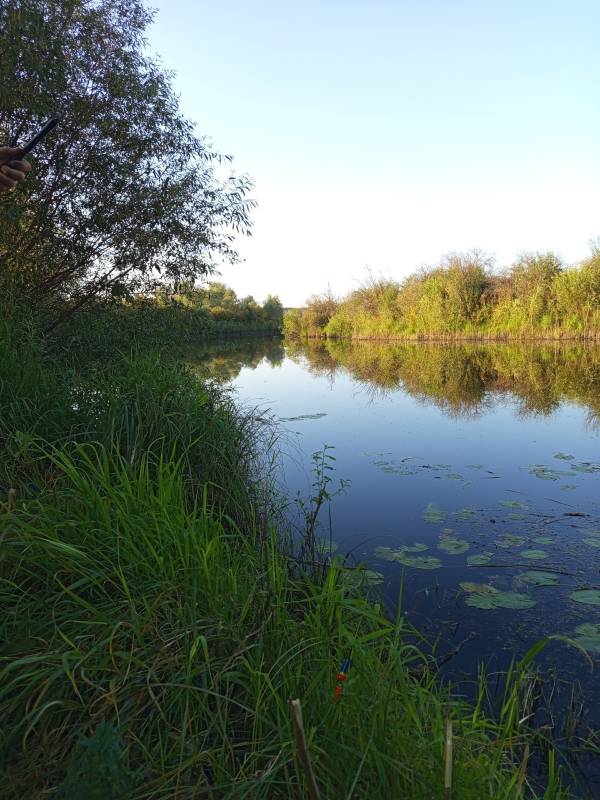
[190, 338, 600, 732]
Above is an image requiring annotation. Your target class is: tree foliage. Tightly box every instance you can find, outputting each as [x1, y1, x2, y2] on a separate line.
[0, 0, 255, 323]
[284, 246, 600, 339]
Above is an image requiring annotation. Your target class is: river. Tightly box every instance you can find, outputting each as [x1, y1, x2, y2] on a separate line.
[189, 336, 600, 775]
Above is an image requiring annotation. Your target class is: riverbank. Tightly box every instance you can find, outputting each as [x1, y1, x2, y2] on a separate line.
[287, 331, 600, 341]
[283, 249, 600, 342]
[0, 308, 575, 798]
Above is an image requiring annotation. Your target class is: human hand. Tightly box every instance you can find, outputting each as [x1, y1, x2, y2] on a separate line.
[0, 147, 32, 192]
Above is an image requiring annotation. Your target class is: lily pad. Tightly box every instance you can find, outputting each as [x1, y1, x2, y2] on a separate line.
[570, 589, 600, 606]
[496, 534, 526, 548]
[467, 553, 493, 566]
[342, 568, 384, 588]
[438, 534, 470, 555]
[374, 546, 399, 561]
[466, 590, 535, 610]
[571, 462, 600, 474]
[573, 623, 600, 653]
[281, 412, 327, 421]
[508, 513, 527, 521]
[533, 536, 554, 545]
[454, 507, 477, 521]
[460, 582, 497, 594]
[402, 543, 429, 553]
[374, 544, 428, 561]
[395, 554, 443, 570]
[517, 571, 560, 587]
[499, 500, 529, 510]
[445, 473, 464, 481]
[560, 484, 577, 491]
[422, 503, 446, 523]
[554, 453, 575, 461]
[520, 549, 548, 560]
[529, 465, 576, 481]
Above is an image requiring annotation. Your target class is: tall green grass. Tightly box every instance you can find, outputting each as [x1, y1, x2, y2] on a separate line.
[1, 446, 572, 798]
[0, 307, 575, 797]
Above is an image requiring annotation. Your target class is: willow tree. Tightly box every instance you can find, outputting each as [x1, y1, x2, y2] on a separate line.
[0, 0, 255, 325]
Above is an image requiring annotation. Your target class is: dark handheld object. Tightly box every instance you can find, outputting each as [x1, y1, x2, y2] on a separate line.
[12, 117, 60, 157]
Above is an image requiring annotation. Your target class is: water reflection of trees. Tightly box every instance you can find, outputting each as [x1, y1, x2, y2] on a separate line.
[286, 339, 600, 421]
[182, 337, 285, 382]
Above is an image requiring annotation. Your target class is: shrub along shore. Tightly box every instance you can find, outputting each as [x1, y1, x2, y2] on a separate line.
[284, 247, 600, 341]
[0, 305, 576, 798]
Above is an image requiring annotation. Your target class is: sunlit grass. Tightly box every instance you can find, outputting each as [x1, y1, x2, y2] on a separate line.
[0, 307, 577, 797]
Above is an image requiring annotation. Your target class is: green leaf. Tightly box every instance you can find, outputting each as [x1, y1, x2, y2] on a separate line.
[520, 549, 548, 560]
[516, 571, 559, 587]
[422, 503, 446, 523]
[570, 589, 600, 606]
[465, 591, 535, 610]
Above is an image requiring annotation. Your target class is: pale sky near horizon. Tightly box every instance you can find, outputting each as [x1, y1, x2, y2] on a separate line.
[146, 0, 600, 306]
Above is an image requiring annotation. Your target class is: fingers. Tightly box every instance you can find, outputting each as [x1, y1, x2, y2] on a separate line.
[0, 172, 18, 190]
[9, 159, 31, 174]
[0, 147, 23, 160]
[0, 160, 31, 190]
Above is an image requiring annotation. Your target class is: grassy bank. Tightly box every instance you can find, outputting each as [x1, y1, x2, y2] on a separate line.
[284, 248, 600, 341]
[0, 309, 574, 798]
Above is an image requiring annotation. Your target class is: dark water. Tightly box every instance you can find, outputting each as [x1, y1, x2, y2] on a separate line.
[190, 337, 600, 744]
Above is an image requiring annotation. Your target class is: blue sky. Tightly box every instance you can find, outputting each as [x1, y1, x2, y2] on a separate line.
[147, 0, 600, 305]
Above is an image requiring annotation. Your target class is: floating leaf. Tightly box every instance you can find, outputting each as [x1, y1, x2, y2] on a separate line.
[570, 589, 600, 606]
[571, 462, 600, 474]
[572, 623, 600, 653]
[528, 465, 576, 481]
[533, 536, 554, 545]
[455, 507, 477, 521]
[517, 571, 560, 587]
[520, 549, 548, 560]
[508, 513, 527, 521]
[422, 503, 446, 523]
[560, 484, 577, 491]
[460, 582, 497, 594]
[374, 544, 428, 561]
[342, 568, 384, 588]
[466, 591, 535, 610]
[496, 534, 526, 548]
[374, 546, 398, 561]
[467, 553, 493, 566]
[402, 543, 429, 553]
[395, 554, 443, 570]
[445, 473, 464, 481]
[499, 500, 529, 510]
[467, 464, 484, 470]
[554, 453, 575, 461]
[438, 534, 470, 555]
[281, 412, 327, 421]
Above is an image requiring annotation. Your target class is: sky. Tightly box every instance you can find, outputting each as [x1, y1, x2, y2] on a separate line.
[146, 0, 600, 306]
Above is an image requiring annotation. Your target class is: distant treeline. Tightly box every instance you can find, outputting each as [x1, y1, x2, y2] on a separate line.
[284, 246, 600, 340]
[158, 282, 284, 334]
[59, 283, 284, 358]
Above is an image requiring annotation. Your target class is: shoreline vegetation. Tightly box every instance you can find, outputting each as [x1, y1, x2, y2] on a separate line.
[1, 1, 594, 794]
[283, 248, 600, 341]
[0, 306, 578, 798]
